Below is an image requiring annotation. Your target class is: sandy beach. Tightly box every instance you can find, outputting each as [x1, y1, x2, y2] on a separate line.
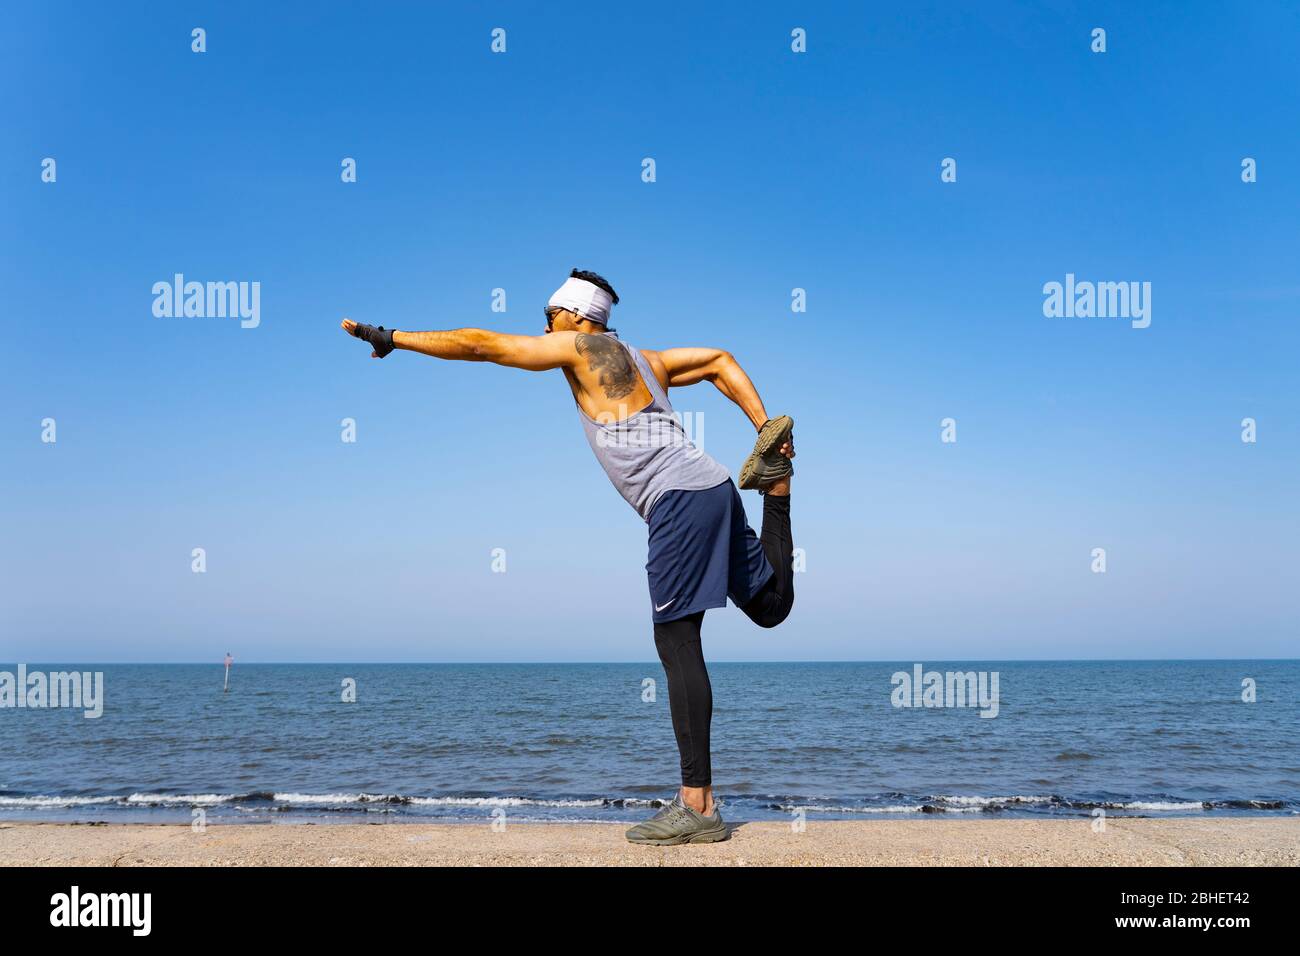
[1, 818, 1296, 867]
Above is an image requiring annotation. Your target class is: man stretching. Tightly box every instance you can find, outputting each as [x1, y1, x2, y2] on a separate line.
[343, 269, 795, 845]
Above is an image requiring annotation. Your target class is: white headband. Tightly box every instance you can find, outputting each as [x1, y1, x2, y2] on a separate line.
[548, 277, 613, 326]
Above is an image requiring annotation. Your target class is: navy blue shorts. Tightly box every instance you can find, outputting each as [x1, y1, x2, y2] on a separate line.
[645, 479, 774, 623]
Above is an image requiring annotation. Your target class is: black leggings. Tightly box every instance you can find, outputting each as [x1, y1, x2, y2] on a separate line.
[653, 494, 793, 787]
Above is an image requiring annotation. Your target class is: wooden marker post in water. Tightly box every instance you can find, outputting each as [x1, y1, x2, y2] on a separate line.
[224, 652, 233, 693]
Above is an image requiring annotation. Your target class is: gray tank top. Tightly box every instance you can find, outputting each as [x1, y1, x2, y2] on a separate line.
[576, 333, 731, 520]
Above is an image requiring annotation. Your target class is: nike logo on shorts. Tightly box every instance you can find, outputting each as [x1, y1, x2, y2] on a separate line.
[655, 599, 676, 612]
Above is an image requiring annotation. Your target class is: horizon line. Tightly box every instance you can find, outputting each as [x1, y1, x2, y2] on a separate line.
[3, 658, 1297, 666]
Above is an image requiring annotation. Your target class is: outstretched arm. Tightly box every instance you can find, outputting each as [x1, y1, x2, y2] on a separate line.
[650, 347, 770, 431]
[341, 320, 577, 371]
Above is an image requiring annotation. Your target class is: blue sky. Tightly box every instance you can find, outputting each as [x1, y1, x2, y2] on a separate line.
[2, 2, 1297, 662]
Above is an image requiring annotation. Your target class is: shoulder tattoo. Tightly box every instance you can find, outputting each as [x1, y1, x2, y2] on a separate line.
[575, 333, 638, 400]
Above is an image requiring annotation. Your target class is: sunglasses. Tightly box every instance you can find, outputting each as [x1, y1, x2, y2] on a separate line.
[545, 306, 606, 331]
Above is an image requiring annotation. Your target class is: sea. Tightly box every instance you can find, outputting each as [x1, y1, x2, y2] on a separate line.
[1, 661, 1295, 824]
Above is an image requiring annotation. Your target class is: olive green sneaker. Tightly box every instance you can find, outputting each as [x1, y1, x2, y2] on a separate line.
[625, 795, 728, 845]
[738, 415, 794, 491]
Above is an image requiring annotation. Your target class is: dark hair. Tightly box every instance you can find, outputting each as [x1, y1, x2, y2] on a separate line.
[570, 268, 619, 305]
